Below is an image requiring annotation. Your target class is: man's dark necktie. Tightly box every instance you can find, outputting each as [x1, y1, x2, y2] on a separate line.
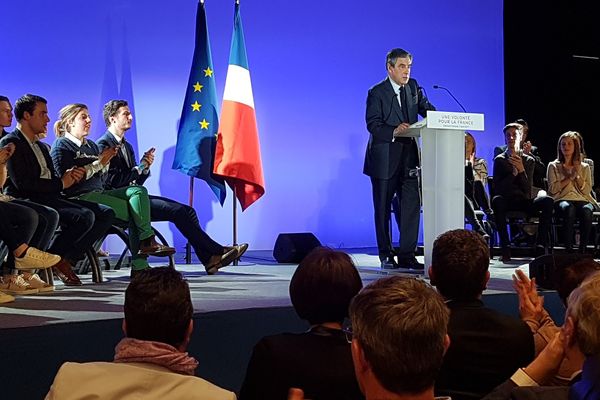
[120, 139, 132, 168]
[400, 85, 409, 122]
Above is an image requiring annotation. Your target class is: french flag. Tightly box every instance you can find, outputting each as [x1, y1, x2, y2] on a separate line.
[214, 1, 265, 211]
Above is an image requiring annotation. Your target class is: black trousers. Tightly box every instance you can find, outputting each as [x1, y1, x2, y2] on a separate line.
[491, 195, 553, 249]
[371, 170, 420, 261]
[32, 197, 115, 262]
[11, 199, 59, 251]
[149, 195, 223, 265]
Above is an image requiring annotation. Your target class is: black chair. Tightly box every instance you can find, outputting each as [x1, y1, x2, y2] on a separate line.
[99, 222, 175, 271]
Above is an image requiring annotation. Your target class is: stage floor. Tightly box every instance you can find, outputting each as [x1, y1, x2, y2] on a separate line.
[0, 248, 532, 330]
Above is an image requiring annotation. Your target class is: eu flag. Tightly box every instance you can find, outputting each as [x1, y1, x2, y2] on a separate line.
[173, 0, 226, 204]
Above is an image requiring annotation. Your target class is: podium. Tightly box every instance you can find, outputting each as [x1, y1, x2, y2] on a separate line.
[402, 111, 485, 272]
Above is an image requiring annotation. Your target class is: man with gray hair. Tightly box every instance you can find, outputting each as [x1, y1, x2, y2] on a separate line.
[349, 276, 450, 400]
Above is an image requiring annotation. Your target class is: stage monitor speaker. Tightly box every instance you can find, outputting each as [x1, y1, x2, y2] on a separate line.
[273, 232, 322, 263]
[528, 253, 593, 290]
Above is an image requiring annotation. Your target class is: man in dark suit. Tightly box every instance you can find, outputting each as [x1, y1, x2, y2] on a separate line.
[364, 48, 435, 270]
[0, 94, 116, 285]
[97, 100, 246, 275]
[429, 229, 535, 400]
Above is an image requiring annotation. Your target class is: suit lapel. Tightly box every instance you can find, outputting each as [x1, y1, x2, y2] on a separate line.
[15, 129, 43, 178]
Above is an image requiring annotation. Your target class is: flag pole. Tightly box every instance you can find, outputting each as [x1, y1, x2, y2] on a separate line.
[185, 176, 194, 264]
[232, 185, 238, 265]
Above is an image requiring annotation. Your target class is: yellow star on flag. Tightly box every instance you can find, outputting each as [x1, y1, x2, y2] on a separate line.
[199, 119, 210, 129]
[193, 82, 203, 92]
[203, 67, 213, 77]
[191, 101, 201, 112]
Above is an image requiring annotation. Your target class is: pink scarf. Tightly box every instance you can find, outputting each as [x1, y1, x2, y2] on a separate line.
[114, 338, 199, 376]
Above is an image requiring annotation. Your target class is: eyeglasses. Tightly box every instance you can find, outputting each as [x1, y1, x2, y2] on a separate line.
[342, 326, 353, 344]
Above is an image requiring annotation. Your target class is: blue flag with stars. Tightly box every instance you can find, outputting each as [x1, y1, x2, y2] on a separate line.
[173, 0, 226, 204]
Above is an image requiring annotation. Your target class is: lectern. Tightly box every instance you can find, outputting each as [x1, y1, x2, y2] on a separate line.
[402, 111, 485, 272]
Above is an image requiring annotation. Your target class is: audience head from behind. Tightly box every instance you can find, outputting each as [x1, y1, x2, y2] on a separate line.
[429, 229, 489, 302]
[349, 276, 450, 399]
[557, 258, 600, 307]
[289, 247, 363, 327]
[0, 95, 13, 131]
[13, 94, 49, 139]
[124, 266, 193, 351]
[566, 271, 600, 357]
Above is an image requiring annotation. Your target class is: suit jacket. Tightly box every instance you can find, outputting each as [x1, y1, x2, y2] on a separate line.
[493, 151, 536, 200]
[97, 131, 149, 189]
[435, 300, 535, 400]
[239, 329, 364, 400]
[363, 77, 435, 179]
[45, 361, 236, 400]
[0, 129, 64, 200]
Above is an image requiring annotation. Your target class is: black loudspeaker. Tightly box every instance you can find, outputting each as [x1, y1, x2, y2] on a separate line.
[273, 233, 322, 263]
[529, 253, 593, 290]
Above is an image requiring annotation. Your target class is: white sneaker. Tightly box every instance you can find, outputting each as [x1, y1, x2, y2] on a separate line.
[21, 272, 54, 293]
[0, 290, 15, 304]
[0, 275, 39, 295]
[14, 247, 61, 270]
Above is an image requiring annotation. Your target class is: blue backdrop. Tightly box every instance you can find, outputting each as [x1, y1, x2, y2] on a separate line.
[0, 0, 504, 252]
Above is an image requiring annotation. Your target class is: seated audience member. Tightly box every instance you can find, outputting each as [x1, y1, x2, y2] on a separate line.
[1, 95, 61, 268]
[51, 103, 177, 278]
[429, 229, 534, 400]
[512, 259, 600, 385]
[240, 247, 364, 400]
[0, 142, 60, 295]
[97, 100, 247, 274]
[491, 123, 553, 262]
[494, 119, 546, 192]
[483, 271, 600, 400]
[46, 267, 235, 399]
[465, 132, 492, 238]
[347, 276, 450, 400]
[547, 132, 598, 253]
[0, 94, 116, 286]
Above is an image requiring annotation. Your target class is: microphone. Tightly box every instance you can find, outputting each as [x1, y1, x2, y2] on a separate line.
[433, 85, 467, 112]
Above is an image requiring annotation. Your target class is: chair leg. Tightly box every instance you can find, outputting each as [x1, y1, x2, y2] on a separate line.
[85, 248, 102, 283]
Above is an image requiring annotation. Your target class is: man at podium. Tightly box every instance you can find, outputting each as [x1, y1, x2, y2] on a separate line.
[364, 48, 435, 270]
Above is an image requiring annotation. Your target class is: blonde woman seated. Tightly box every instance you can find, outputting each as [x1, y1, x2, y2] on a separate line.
[547, 131, 599, 253]
[51, 104, 175, 276]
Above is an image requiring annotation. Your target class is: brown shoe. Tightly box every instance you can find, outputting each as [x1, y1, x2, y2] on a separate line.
[52, 260, 83, 286]
[138, 236, 176, 257]
[205, 247, 238, 275]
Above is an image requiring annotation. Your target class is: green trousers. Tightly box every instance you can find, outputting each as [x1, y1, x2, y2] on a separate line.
[79, 185, 153, 270]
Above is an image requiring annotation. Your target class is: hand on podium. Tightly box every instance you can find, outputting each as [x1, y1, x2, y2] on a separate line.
[393, 123, 410, 137]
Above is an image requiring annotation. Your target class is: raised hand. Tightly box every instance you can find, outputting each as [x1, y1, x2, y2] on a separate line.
[98, 146, 119, 165]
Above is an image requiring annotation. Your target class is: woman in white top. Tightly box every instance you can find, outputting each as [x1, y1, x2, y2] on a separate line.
[547, 131, 598, 253]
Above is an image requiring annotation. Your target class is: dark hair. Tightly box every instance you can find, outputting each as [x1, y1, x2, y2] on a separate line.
[289, 247, 362, 325]
[514, 118, 528, 128]
[14, 94, 47, 121]
[103, 99, 128, 127]
[386, 48, 412, 68]
[431, 229, 489, 300]
[350, 276, 449, 394]
[0, 96, 9, 103]
[502, 122, 522, 134]
[124, 267, 193, 348]
[557, 258, 600, 305]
